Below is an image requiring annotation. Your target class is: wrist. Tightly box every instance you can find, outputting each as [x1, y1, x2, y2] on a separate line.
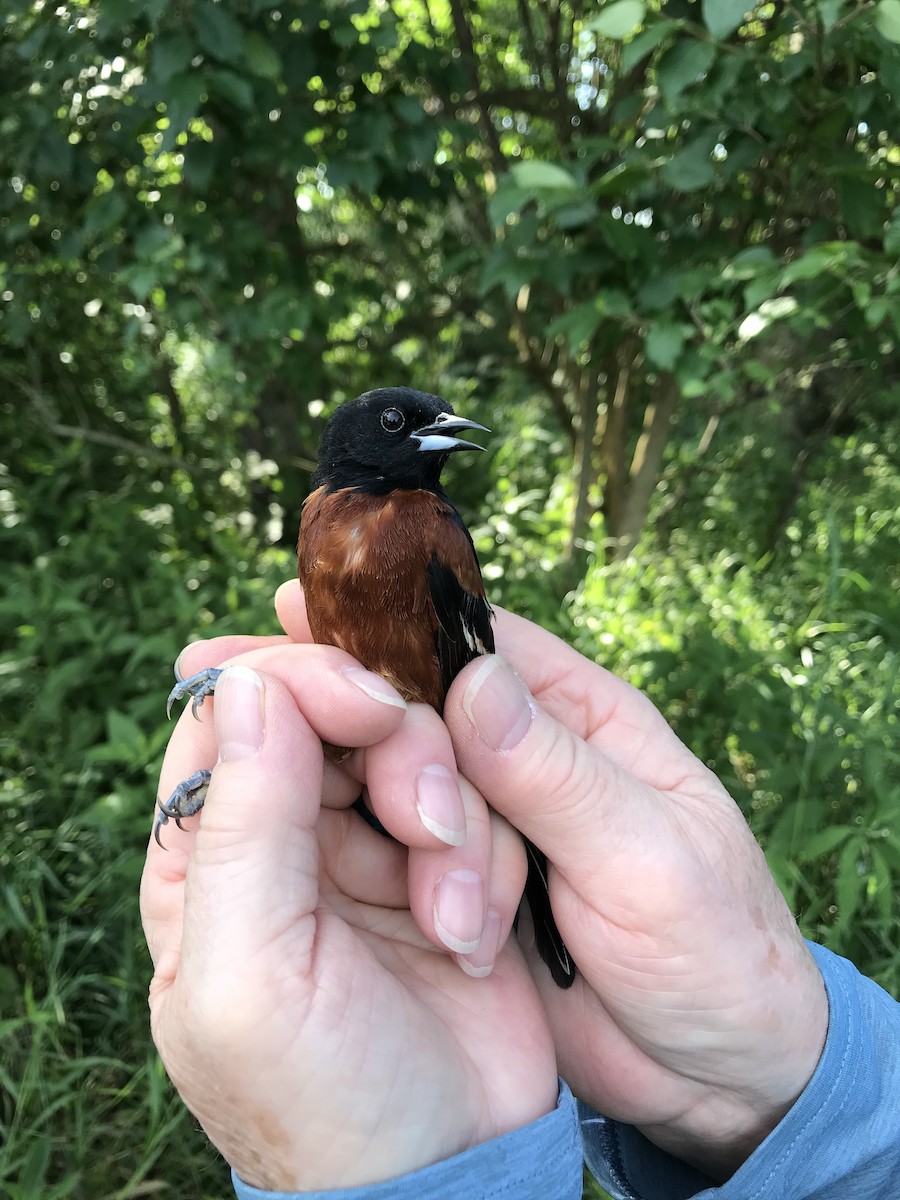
[640, 964, 829, 1180]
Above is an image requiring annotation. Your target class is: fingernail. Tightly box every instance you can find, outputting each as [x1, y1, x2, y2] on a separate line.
[340, 666, 407, 710]
[458, 908, 503, 979]
[416, 765, 466, 846]
[433, 869, 485, 954]
[215, 665, 265, 761]
[463, 657, 534, 751]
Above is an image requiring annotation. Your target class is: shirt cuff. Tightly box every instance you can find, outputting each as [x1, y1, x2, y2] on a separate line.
[232, 1081, 583, 1200]
[581, 941, 900, 1199]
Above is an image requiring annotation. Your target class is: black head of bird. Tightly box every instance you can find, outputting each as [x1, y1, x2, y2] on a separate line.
[312, 387, 489, 495]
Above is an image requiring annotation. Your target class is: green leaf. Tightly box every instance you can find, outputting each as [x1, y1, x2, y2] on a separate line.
[885, 209, 900, 257]
[243, 31, 282, 79]
[213, 68, 256, 111]
[554, 200, 599, 229]
[152, 33, 194, 84]
[19, 1135, 51, 1195]
[591, 160, 651, 196]
[510, 161, 579, 190]
[106, 709, 144, 750]
[83, 191, 127, 237]
[869, 847, 894, 920]
[656, 39, 717, 106]
[645, 321, 688, 368]
[799, 825, 854, 861]
[193, 0, 245, 63]
[547, 300, 603, 350]
[488, 180, 529, 226]
[586, 1, 646, 40]
[702, 0, 748, 40]
[817, 0, 842, 31]
[621, 19, 678, 72]
[597, 289, 633, 318]
[875, 0, 900, 42]
[835, 837, 865, 928]
[780, 243, 850, 285]
[661, 136, 717, 191]
[163, 71, 207, 138]
[839, 177, 883, 238]
[722, 246, 779, 280]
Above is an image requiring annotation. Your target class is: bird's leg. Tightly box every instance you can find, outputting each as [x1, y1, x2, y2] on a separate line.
[156, 664, 223, 846]
[154, 769, 212, 846]
[166, 666, 223, 719]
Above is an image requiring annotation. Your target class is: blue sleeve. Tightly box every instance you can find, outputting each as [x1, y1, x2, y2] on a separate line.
[581, 942, 900, 1199]
[232, 1081, 583, 1200]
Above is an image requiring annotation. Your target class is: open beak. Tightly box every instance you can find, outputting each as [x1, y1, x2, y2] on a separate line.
[411, 412, 490, 454]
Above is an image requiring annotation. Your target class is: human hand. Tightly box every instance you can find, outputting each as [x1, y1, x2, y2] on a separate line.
[241, 581, 826, 1181]
[141, 637, 557, 1191]
[427, 606, 828, 1181]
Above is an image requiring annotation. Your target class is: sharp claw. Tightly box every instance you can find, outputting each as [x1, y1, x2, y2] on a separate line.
[165, 667, 224, 720]
[154, 812, 169, 849]
[155, 768, 212, 840]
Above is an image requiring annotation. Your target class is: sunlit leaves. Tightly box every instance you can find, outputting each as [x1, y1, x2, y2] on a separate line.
[645, 320, 689, 368]
[585, 1, 646, 41]
[510, 160, 579, 189]
[876, 0, 900, 43]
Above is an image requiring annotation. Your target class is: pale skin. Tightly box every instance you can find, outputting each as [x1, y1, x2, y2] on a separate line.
[141, 580, 828, 1191]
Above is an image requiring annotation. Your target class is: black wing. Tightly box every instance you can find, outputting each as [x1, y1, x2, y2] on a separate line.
[427, 546, 494, 704]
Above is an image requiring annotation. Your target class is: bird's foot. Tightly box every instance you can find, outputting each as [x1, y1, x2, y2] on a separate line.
[155, 769, 212, 847]
[166, 666, 223, 719]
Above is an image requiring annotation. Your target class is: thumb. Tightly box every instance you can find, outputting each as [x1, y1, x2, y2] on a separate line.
[178, 664, 323, 988]
[444, 656, 650, 883]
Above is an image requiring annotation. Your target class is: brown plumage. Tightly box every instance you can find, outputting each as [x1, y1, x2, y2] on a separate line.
[300, 486, 489, 712]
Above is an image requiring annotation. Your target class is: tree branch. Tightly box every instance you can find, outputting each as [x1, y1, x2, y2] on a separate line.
[447, 0, 506, 173]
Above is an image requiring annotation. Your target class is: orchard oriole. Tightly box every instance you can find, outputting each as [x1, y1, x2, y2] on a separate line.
[159, 387, 575, 988]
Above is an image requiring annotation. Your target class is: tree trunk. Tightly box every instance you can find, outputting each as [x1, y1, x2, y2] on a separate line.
[566, 365, 601, 572]
[612, 373, 680, 560]
[599, 335, 638, 558]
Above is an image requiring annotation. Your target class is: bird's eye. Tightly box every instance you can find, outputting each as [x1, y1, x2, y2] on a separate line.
[380, 407, 405, 433]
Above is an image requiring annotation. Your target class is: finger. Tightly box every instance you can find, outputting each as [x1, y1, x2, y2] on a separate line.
[490, 607, 694, 783]
[275, 579, 313, 643]
[454, 808, 527, 979]
[406, 776, 493, 958]
[444, 655, 658, 883]
[162, 645, 407, 784]
[175, 665, 324, 990]
[364, 704, 467, 850]
[173, 635, 291, 687]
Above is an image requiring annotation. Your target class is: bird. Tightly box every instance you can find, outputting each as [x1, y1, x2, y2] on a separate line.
[159, 386, 575, 988]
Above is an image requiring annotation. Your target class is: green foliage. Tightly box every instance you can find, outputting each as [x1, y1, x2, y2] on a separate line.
[573, 431, 900, 993]
[1, 0, 898, 1193]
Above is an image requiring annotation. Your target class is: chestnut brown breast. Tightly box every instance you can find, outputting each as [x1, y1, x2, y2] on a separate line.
[298, 486, 488, 711]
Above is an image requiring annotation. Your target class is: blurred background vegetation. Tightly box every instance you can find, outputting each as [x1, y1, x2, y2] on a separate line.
[2, 0, 898, 1194]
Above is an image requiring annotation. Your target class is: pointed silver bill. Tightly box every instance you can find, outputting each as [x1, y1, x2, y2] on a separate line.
[411, 412, 490, 453]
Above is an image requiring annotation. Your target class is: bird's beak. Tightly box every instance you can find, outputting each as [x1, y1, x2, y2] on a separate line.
[411, 412, 490, 454]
